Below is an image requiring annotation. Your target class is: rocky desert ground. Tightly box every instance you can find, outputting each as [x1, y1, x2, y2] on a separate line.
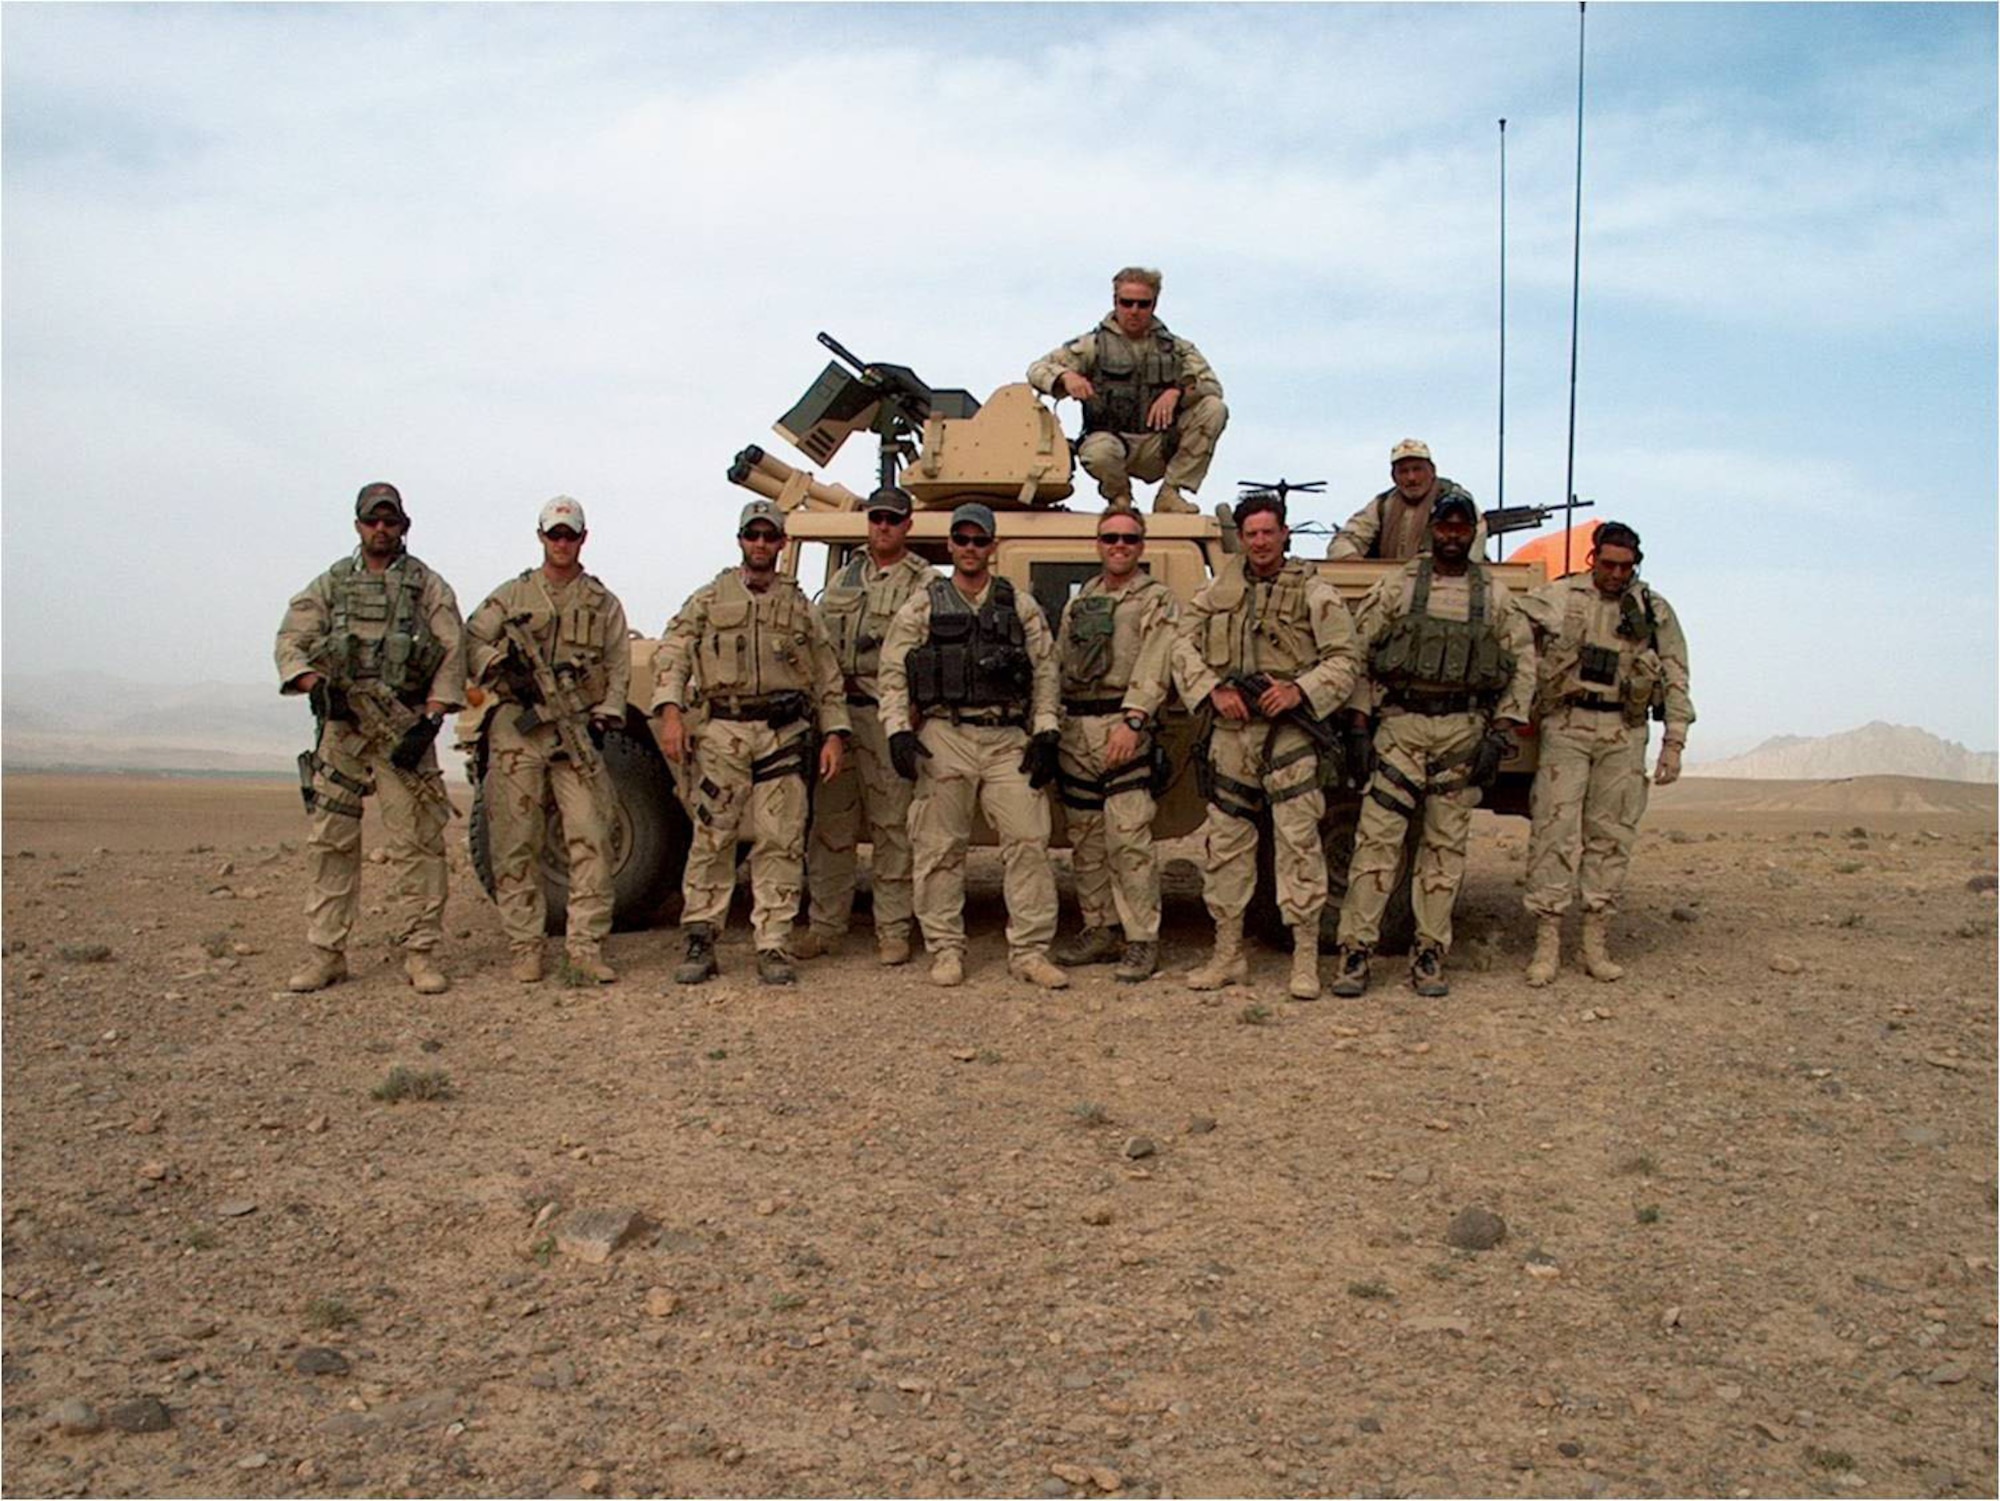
[2, 771, 1995, 1500]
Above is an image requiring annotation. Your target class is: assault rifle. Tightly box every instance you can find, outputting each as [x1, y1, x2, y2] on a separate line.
[495, 615, 611, 803]
[299, 643, 454, 821]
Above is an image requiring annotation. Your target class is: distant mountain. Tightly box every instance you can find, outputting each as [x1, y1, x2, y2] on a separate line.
[1688, 721, 1997, 783]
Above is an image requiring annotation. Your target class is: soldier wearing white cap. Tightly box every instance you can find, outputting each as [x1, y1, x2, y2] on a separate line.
[652, 499, 850, 987]
[1328, 440, 1488, 561]
[464, 496, 630, 984]
[876, 503, 1069, 989]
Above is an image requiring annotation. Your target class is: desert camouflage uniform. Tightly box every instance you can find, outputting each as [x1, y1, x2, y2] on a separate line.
[465, 570, 629, 954]
[804, 550, 936, 948]
[1519, 574, 1695, 917]
[275, 553, 465, 956]
[1327, 480, 1488, 561]
[1028, 315, 1229, 508]
[1172, 557, 1360, 929]
[1054, 573, 1180, 943]
[878, 579, 1062, 963]
[654, 569, 848, 952]
[1336, 561, 1535, 954]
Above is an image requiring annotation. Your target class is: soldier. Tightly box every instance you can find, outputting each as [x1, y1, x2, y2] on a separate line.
[1518, 521, 1694, 985]
[877, 502, 1068, 989]
[1172, 491, 1360, 1000]
[795, 486, 935, 966]
[464, 497, 630, 985]
[652, 500, 850, 987]
[1049, 510, 1181, 983]
[275, 482, 464, 996]
[1027, 266, 1229, 515]
[1329, 491, 1536, 1000]
[1327, 440, 1488, 561]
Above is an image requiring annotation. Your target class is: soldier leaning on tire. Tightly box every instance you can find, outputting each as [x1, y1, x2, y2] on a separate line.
[463, 497, 630, 986]
[795, 485, 936, 968]
[1516, 520, 1694, 985]
[652, 500, 850, 988]
[876, 502, 1069, 991]
[275, 482, 464, 997]
[1170, 490, 1360, 1001]
[1048, 509, 1181, 984]
[1329, 491, 1536, 1000]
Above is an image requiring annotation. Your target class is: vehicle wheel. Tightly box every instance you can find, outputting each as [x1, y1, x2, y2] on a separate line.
[466, 719, 690, 934]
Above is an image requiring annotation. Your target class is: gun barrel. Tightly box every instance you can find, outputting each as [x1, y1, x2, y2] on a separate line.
[817, 331, 866, 373]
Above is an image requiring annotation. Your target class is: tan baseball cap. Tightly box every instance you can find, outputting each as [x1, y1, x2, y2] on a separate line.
[1389, 439, 1434, 465]
[738, 499, 786, 535]
[537, 495, 587, 533]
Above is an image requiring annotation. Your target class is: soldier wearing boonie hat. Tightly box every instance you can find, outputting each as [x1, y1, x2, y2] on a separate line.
[464, 495, 630, 986]
[652, 496, 849, 988]
[1327, 438, 1487, 562]
[875, 502, 1070, 990]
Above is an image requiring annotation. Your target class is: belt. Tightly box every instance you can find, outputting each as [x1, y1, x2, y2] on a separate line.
[1062, 697, 1127, 718]
[845, 692, 879, 709]
[928, 706, 1027, 728]
[1564, 693, 1624, 713]
[706, 693, 808, 725]
[1386, 691, 1488, 716]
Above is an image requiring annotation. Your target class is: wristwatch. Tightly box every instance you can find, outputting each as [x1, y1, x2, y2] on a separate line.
[1123, 711, 1148, 732]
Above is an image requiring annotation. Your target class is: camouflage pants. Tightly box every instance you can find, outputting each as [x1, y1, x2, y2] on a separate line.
[909, 718, 1058, 960]
[1198, 718, 1324, 929]
[1525, 705, 1650, 918]
[804, 704, 913, 943]
[486, 708, 615, 951]
[680, 717, 812, 952]
[1336, 711, 1484, 954]
[301, 718, 448, 954]
[1057, 713, 1161, 941]
[1076, 393, 1230, 504]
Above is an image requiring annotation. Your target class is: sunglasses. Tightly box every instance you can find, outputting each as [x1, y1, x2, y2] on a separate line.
[867, 511, 907, 525]
[358, 515, 404, 529]
[1097, 530, 1144, 545]
[1116, 297, 1155, 310]
[542, 528, 581, 542]
[740, 528, 783, 543]
[949, 531, 994, 548]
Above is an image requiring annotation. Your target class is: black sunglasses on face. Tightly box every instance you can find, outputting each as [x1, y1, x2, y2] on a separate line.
[867, 511, 906, 525]
[741, 528, 782, 543]
[949, 531, 993, 548]
[358, 516, 404, 529]
[1097, 531, 1144, 544]
[542, 528, 581, 542]
[1116, 297, 1155, 309]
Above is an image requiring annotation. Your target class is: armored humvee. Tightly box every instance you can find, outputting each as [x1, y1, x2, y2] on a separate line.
[461, 338, 1547, 953]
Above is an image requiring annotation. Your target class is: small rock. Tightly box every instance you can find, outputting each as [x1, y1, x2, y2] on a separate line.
[306, 1114, 330, 1135]
[48, 1398, 101, 1435]
[1557, 1441, 1582, 1458]
[294, 1347, 350, 1376]
[1925, 1361, 1970, 1385]
[138, 1161, 169, 1182]
[1662, 1305, 1683, 1329]
[1357, 1415, 1382, 1434]
[1967, 873, 1997, 893]
[1402, 1315, 1470, 1336]
[556, 1207, 645, 1265]
[578, 1470, 608, 1496]
[1768, 954, 1804, 974]
[644, 1288, 681, 1319]
[1900, 1126, 1945, 1147]
[1080, 1206, 1112, 1226]
[1090, 1465, 1123, 1491]
[1185, 1115, 1217, 1135]
[1121, 1136, 1156, 1161]
[295, 1458, 320, 1481]
[1714, 1382, 1744, 1402]
[1397, 1163, 1432, 1187]
[107, 1397, 172, 1433]
[214, 1199, 258, 1218]
[1050, 1461, 1093, 1486]
[238, 1452, 271, 1470]
[1446, 1206, 1507, 1251]
[1669, 906, 1700, 923]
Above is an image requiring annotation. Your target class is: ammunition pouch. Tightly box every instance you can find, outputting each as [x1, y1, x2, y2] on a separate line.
[1061, 593, 1117, 687]
[1578, 643, 1621, 688]
[1367, 559, 1513, 697]
[908, 578, 1030, 713]
[1081, 326, 1183, 436]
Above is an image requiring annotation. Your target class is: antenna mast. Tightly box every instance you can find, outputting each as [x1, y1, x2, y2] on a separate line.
[1561, 2, 1587, 575]
[1497, 116, 1509, 559]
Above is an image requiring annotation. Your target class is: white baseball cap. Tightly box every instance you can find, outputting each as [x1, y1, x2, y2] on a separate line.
[538, 495, 587, 533]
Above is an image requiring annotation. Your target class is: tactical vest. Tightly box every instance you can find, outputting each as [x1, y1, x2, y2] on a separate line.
[515, 570, 617, 708]
[1082, 326, 1184, 435]
[1545, 579, 1664, 726]
[694, 570, 816, 700]
[907, 577, 1031, 711]
[1368, 559, 1515, 699]
[327, 554, 447, 702]
[820, 553, 928, 685]
[1060, 577, 1164, 695]
[1197, 558, 1320, 678]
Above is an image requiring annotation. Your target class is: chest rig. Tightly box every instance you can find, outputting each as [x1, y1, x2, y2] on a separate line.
[907, 577, 1031, 715]
[1082, 326, 1185, 436]
[327, 554, 446, 703]
[1368, 559, 1514, 709]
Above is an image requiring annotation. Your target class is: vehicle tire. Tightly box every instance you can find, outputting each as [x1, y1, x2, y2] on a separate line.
[467, 718, 690, 934]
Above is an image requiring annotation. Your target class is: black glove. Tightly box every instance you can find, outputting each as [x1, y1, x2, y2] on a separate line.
[1021, 729, 1062, 791]
[889, 730, 930, 782]
[1341, 717, 1375, 791]
[497, 648, 543, 708]
[308, 679, 354, 725]
[390, 714, 444, 773]
[1469, 725, 1514, 789]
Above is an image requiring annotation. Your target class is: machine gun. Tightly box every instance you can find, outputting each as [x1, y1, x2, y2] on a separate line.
[1484, 496, 1595, 538]
[495, 616, 610, 810]
[298, 643, 454, 821]
[775, 332, 981, 491]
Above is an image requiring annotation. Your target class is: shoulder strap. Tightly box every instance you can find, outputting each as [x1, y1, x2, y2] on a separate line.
[1410, 557, 1433, 616]
[1467, 563, 1487, 624]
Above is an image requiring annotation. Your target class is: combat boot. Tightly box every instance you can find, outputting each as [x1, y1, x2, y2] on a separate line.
[1580, 912, 1625, 982]
[1330, 945, 1371, 998]
[1153, 483, 1197, 515]
[756, 949, 797, 986]
[567, 945, 618, 985]
[287, 947, 347, 994]
[877, 932, 913, 967]
[1102, 488, 1137, 512]
[1114, 940, 1158, 984]
[1524, 919, 1561, 988]
[791, 926, 839, 960]
[1186, 917, 1247, 991]
[1410, 946, 1449, 998]
[929, 948, 965, 988]
[1010, 952, 1071, 990]
[1052, 925, 1122, 966]
[404, 951, 450, 996]
[1288, 928, 1322, 1001]
[673, 923, 718, 986]
[510, 945, 544, 984]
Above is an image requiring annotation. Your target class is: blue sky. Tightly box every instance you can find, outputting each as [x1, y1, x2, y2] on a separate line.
[4, 3, 1994, 756]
